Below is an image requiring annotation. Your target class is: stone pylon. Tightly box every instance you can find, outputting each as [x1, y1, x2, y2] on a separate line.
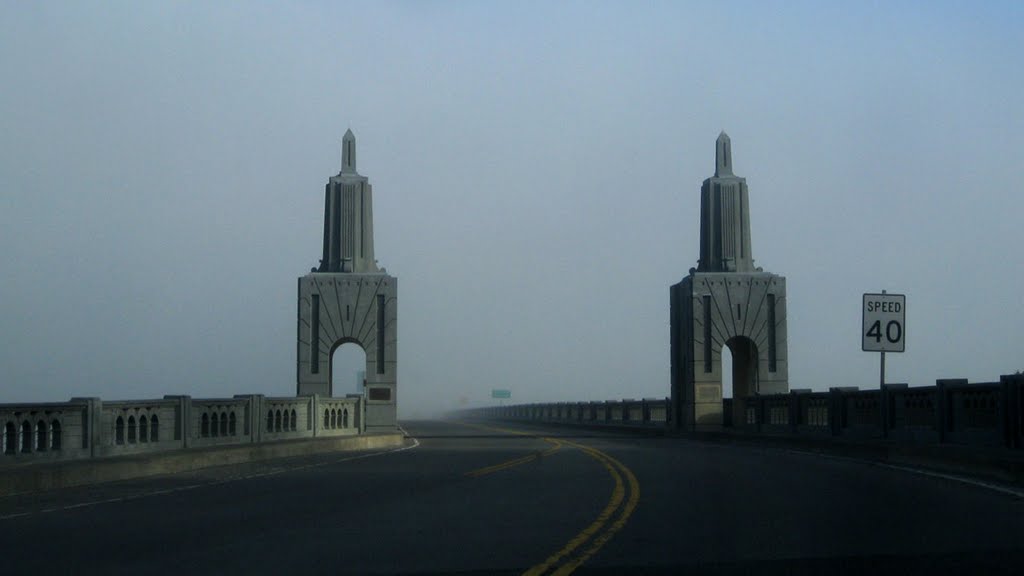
[297, 131, 398, 431]
[670, 133, 788, 429]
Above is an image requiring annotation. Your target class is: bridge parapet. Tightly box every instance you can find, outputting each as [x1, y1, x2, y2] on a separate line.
[468, 374, 1024, 451]
[475, 398, 672, 428]
[0, 393, 365, 468]
[0, 399, 92, 462]
[97, 398, 182, 457]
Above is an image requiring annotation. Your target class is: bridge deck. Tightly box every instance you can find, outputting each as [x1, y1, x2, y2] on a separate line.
[1, 420, 1021, 575]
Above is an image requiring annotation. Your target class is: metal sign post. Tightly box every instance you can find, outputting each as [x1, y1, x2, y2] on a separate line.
[880, 290, 886, 387]
[862, 291, 906, 388]
[880, 345, 886, 388]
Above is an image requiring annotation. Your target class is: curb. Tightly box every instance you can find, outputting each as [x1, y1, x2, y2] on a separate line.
[0, 433, 406, 495]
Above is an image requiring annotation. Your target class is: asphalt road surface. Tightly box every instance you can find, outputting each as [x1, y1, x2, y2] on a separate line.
[1, 420, 1022, 575]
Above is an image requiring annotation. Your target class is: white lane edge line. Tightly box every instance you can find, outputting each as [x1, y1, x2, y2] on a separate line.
[876, 462, 1024, 499]
[0, 434, 421, 521]
[780, 448, 1024, 499]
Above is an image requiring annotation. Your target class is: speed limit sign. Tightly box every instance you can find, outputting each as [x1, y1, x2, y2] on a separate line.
[862, 293, 906, 352]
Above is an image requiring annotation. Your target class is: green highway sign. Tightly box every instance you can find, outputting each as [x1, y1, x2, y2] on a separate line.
[491, 389, 511, 399]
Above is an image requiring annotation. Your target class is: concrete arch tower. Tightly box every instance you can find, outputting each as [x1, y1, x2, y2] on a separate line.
[297, 131, 397, 431]
[670, 133, 788, 429]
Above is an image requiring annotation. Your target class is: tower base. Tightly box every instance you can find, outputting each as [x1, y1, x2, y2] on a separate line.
[297, 272, 398, 431]
[670, 272, 788, 430]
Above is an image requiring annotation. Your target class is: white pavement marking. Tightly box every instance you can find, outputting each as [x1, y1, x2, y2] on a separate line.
[876, 462, 1024, 499]
[0, 435, 420, 522]
[781, 448, 1024, 500]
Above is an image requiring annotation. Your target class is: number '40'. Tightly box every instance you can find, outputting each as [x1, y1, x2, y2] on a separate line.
[867, 320, 902, 343]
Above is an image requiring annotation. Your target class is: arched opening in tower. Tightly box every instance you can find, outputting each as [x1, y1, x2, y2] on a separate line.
[331, 341, 367, 398]
[724, 336, 759, 426]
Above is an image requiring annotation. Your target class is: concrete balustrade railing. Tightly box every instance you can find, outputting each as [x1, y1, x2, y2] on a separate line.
[470, 374, 1024, 450]
[475, 397, 673, 428]
[736, 376, 1022, 449]
[0, 394, 364, 466]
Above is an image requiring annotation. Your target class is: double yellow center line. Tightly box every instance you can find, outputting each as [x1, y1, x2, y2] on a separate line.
[523, 438, 639, 576]
[465, 437, 563, 478]
[457, 422, 640, 575]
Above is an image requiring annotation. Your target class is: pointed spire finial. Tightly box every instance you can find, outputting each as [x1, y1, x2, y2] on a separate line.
[715, 131, 733, 177]
[341, 129, 356, 174]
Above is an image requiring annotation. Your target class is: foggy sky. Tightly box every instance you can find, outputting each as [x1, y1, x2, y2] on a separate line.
[2, 2, 1022, 417]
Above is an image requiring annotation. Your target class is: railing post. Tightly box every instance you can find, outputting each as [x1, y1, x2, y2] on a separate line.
[937, 379, 950, 440]
[253, 394, 267, 442]
[788, 390, 807, 434]
[828, 388, 842, 437]
[999, 374, 1020, 449]
[881, 384, 906, 440]
[1013, 374, 1024, 450]
[72, 397, 103, 456]
[1007, 373, 1024, 448]
[161, 395, 191, 448]
[935, 379, 964, 444]
[232, 394, 259, 442]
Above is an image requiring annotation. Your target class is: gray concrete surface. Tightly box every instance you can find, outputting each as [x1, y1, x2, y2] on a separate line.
[672, 133, 789, 430]
[297, 131, 398, 430]
[0, 394, 365, 468]
[1, 420, 1021, 574]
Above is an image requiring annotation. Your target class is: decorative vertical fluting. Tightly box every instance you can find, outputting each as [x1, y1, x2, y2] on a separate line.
[318, 130, 378, 274]
[698, 132, 755, 273]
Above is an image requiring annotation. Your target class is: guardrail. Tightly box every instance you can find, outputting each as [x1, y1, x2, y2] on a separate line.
[494, 398, 672, 428]
[0, 394, 364, 466]
[471, 374, 1024, 450]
